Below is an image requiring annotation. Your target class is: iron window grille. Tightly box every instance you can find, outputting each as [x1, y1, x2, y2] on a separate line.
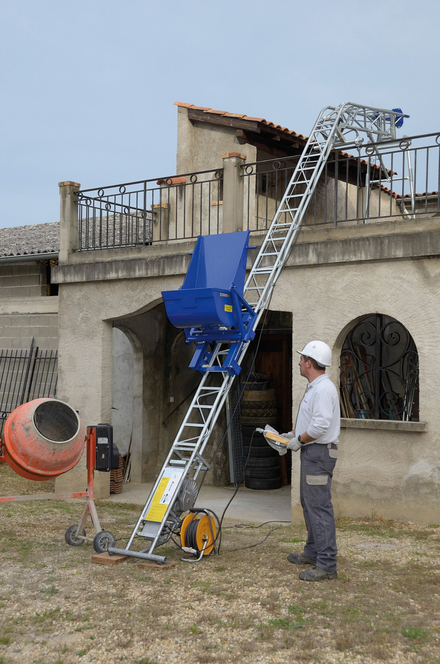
[340, 314, 419, 421]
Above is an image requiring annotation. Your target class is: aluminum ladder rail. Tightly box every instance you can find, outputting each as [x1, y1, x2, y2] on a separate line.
[109, 102, 407, 563]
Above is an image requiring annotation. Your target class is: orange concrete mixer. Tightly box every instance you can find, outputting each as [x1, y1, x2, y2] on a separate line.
[2, 398, 85, 481]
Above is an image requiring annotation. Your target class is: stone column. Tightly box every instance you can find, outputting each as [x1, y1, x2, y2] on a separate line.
[151, 204, 169, 242]
[59, 181, 81, 263]
[221, 153, 247, 234]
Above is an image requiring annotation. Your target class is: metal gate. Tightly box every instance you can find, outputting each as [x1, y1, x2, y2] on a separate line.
[0, 339, 58, 436]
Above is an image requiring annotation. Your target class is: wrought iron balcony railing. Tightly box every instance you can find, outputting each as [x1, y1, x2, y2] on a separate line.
[241, 132, 440, 231]
[76, 168, 223, 251]
[76, 132, 440, 252]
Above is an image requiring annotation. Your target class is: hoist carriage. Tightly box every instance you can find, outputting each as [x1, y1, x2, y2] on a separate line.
[162, 230, 258, 377]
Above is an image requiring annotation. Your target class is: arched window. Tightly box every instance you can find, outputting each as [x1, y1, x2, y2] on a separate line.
[340, 314, 419, 421]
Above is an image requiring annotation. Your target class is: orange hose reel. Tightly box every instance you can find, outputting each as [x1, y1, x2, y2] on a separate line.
[2, 398, 85, 481]
[180, 512, 216, 556]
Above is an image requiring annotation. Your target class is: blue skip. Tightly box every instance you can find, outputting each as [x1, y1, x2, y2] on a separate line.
[162, 231, 257, 376]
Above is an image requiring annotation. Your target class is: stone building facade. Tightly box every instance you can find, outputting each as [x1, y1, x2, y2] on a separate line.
[8, 102, 438, 524]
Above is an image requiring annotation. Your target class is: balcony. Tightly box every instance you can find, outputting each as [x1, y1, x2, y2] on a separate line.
[71, 132, 440, 253]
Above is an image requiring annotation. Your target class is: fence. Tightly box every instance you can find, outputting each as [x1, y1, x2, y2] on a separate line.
[0, 339, 58, 437]
[77, 168, 223, 251]
[241, 132, 440, 231]
[75, 133, 440, 252]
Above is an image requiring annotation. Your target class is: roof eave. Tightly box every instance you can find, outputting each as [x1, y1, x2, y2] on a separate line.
[0, 252, 59, 264]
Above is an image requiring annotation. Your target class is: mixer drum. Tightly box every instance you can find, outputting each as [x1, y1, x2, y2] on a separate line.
[2, 398, 85, 481]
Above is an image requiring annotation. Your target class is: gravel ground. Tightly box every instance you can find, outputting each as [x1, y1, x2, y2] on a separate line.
[0, 465, 439, 664]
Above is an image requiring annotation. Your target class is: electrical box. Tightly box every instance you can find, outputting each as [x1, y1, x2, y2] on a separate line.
[95, 423, 120, 472]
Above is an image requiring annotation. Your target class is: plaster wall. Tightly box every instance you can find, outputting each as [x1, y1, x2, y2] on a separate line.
[176, 107, 257, 174]
[269, 254, 439, 524]
[175, 108, 256, 234]
[53, 269, 228, 497]
[112, 328, 133, 455]
[53, 216, 440, 518]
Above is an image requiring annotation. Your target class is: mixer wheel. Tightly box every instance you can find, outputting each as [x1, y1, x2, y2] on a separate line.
[65, 524, 86, 547]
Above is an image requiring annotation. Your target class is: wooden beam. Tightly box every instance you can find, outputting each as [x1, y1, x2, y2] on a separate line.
[236, 129, 303, 158]
[188, 109, 261, 133]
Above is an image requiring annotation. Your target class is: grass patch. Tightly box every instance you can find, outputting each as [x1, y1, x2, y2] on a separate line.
[402, 626, 428, 640]
[268, 618, 303, 629]
[188, 623, 202, 634]
[0, 483, 439, 664]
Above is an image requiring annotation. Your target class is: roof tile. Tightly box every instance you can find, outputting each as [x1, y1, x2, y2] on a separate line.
[0, 222, 60, 258]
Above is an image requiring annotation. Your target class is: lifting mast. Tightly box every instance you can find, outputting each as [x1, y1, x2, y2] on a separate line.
[108, 102, 408, 563]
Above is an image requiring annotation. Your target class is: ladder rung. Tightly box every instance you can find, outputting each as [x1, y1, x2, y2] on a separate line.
[181, 422, 204, 428]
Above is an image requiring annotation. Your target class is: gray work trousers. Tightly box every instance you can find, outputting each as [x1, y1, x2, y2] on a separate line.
[300, 442, 338, 572]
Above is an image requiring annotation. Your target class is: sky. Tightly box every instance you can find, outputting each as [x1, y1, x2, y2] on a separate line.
[0, 0, 439, 228]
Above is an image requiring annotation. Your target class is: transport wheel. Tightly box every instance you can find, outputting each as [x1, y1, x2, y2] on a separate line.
[93, 530, 116, 554]
[65, 525, 86, 547]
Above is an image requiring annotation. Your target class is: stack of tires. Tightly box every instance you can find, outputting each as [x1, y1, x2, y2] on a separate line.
[240, 374, 281, 490]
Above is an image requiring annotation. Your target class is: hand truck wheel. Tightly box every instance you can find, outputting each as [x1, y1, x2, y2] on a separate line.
[93, 530, 116, 554]
[65, 524, 86, 547]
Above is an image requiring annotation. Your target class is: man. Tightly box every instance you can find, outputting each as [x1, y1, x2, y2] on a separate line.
[276, 340, 340, 581]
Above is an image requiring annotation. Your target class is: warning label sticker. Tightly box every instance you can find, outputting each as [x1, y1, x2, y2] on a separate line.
[224, 305, 233, 312]
[144, 469, 184, 523]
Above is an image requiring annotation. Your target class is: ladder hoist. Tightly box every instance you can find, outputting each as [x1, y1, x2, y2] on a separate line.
[108, 102, 408, 564]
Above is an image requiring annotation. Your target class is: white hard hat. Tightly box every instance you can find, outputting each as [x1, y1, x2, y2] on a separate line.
[296, 340, 332, 367]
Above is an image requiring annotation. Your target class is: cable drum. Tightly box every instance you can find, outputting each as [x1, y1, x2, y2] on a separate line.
[180, 512, 216, 556]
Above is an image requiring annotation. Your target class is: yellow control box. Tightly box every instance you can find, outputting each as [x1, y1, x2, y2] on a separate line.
[264, 431, 289, 446]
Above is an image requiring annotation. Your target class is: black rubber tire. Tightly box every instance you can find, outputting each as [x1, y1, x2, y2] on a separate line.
[65, 525, 86, 547]
[241, 425, 265, 436]
[93, 530, 116, 554]
[240, 417, 278, 427]
[245, 476, 282, 490]
[246, 373, 268, 383]
[243, 445, 278, 459]
[244, 456, 280, 468]
[245, 467, 281, 479]
[242, 434, 268, 447]
[241, 408, 278, 419]
[244, 382, 268, 391]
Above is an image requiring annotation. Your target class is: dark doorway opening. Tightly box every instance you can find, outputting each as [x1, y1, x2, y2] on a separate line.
[241, 310, 292, 485]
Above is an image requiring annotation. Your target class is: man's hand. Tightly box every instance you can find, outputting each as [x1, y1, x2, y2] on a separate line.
[267, 439, 288, 456]
[283, 435, 301, 452]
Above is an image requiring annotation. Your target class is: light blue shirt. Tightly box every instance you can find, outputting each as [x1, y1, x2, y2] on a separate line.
[295, 374, 340, 445]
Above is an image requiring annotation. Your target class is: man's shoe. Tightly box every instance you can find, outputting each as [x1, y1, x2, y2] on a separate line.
[299, 566, 337, 581]
[287, 552, 316, 565]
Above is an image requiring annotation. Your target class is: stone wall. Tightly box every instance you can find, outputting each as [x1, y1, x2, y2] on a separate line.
[0, 261, 58, 351]
[53, 214, 440, 521]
